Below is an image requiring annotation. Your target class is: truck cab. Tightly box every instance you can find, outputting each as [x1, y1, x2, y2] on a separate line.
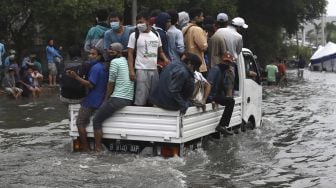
[69, 48, 262, 157]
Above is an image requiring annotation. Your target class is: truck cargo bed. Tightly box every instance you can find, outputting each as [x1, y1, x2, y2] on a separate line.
[69, 97, 242, 144]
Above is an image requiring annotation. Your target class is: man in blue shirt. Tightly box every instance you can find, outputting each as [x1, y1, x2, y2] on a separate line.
[167, 10, 185, 63]
[207, 52, 235, 135]
[150, 53, 201, 114]
[46, 39, 62, 87]
[67, 48, 108, 152]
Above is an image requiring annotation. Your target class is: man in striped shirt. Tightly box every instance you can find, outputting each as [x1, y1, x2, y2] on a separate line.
[92, 43, 134, 150]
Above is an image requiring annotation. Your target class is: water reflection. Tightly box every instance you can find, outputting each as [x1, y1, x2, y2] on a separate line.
[1, 70, 336, 187]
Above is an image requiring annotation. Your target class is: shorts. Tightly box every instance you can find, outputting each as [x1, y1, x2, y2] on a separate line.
[59, 95, 82, 104]
[134, 69, 159, 106]
[5, 87, 23, 95]
[76, 105, 96, 128]
[48, 63, 57, 76]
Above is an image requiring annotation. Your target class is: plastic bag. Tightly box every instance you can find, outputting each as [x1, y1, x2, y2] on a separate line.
[191, 80, 205, 107]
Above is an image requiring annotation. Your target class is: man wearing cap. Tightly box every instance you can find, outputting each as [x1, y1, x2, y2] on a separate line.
[155, 12, 172, 63]
[221, 17, 248, 60]
[220, 17, 248, 91]
[208, 13, 230, 69]
[207, 52, 236, 135]
[2, 67, 22, 100]
[92, 42, 134, 151]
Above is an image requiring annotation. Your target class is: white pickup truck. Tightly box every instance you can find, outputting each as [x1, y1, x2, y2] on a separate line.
[69, 48, 262, 157]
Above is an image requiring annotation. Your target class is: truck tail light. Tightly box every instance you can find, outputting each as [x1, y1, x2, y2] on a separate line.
[160, 146, 180, 157]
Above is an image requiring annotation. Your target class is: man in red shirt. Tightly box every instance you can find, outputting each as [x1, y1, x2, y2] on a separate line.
[277, 60, 287, 87]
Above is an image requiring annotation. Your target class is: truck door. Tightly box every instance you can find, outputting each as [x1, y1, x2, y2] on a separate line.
[242, 51, 262, 127]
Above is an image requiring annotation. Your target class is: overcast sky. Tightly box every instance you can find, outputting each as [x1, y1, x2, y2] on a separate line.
[327, 0, 336, 16]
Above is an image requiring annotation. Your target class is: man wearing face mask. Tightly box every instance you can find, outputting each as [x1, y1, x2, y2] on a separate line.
[207, 52, 235, 135]
[104, 12, 133, 60]
[127, 12, 170, 106]
[67, 48, 108, 152]
[182, 8, 208, 76]
[92, 43, 134, 149]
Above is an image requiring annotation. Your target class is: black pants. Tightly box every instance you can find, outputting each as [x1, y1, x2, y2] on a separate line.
[214, 95, 235, 127]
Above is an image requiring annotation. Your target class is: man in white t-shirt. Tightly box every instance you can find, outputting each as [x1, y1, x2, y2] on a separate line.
[127, 12, 170, 106]
[220, 17, 248, 91]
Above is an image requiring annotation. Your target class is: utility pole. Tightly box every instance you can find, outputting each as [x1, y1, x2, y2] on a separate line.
[132, 0, 137, 25]
[321, 13, 326, 46]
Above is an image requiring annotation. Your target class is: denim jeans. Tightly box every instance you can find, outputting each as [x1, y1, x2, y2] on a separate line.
[92, 97, 132, 130]
[214, 95, 235, 127]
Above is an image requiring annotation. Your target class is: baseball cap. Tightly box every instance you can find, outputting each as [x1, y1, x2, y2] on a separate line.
[110, 42, 123, 52]
[232, 17, 248, 29]
[222, 52, 234, 63]
[217, 13, 228, 22]
[8, 67, 14, 71]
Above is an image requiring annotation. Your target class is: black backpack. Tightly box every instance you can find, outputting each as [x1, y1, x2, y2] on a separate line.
[132, 27, 168, 72]
[60, 60, 89, 100]
[132, 27, 159, 60]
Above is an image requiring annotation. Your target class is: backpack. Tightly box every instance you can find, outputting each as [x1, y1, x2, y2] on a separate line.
[60, 60, 89, 100]
[133, 26, 159, 54]
[94, 38, 104, 54]
[133, 27, 168, 70]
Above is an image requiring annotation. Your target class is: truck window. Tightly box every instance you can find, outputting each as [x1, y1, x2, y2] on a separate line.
[243, 53, 261, 84]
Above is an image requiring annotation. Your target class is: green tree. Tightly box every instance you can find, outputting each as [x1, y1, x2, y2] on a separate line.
[236, 0, 326, 65]
[0, 0, 327, 66]
[0, 0, 123, 58]
[325, 22, 336, 43]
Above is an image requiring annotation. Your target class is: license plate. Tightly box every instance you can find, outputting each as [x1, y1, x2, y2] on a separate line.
[109, 143, 141, 153]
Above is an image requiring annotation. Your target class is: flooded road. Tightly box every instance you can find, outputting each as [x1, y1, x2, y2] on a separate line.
[1, 70, 336, 188]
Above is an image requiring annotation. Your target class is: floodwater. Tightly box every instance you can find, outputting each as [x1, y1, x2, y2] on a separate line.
[1, 70, 336, 188]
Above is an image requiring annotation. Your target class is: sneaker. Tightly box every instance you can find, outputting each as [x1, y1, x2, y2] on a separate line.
[215, 126, 233, 136]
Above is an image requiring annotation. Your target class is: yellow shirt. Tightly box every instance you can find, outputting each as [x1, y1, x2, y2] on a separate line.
[182, 24, 208, 72]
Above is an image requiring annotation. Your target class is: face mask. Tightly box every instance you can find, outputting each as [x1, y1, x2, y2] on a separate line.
[110, 22, 120, 30]
[137, 23, 147, 33]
